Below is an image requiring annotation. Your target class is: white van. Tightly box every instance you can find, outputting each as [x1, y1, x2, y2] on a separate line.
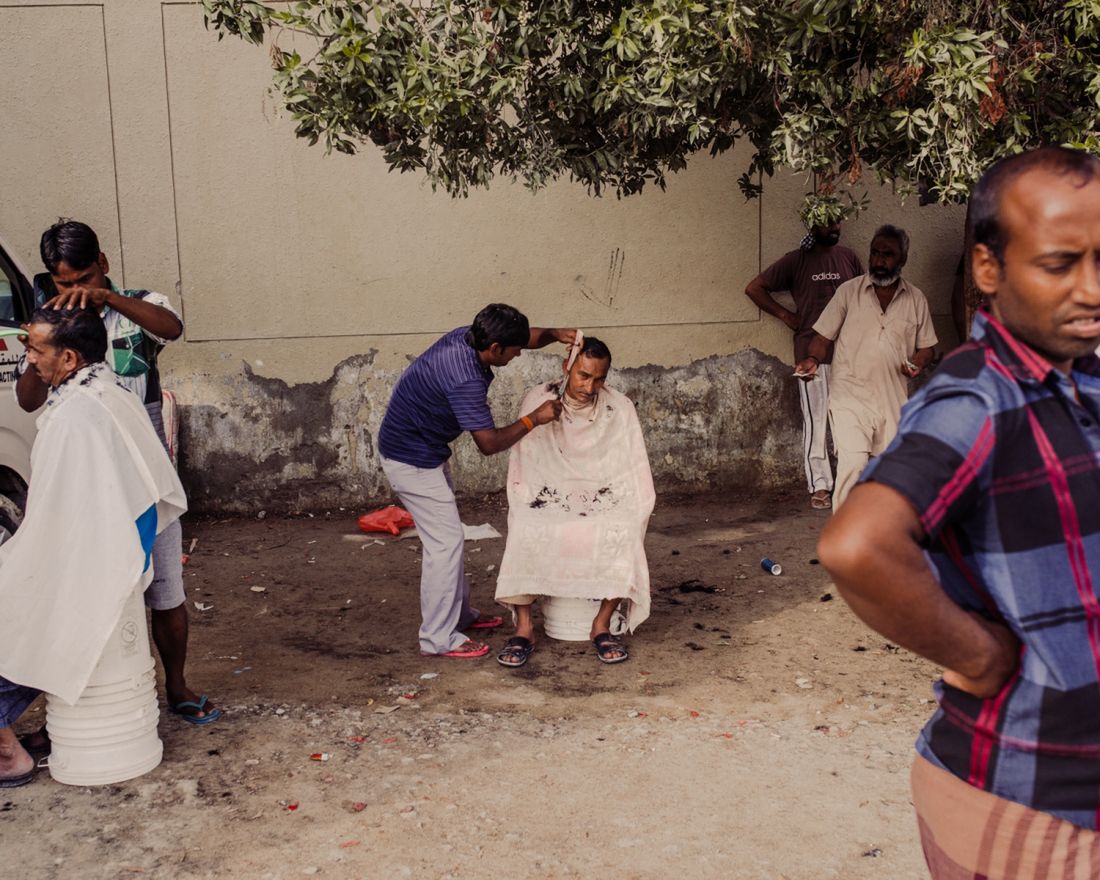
[0, 234, 41, 536]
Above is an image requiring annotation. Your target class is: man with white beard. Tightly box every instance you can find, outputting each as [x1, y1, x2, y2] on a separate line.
[795, 226, 937, 508]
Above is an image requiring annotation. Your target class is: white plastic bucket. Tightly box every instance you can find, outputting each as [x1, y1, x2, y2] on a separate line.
[542, 596, 603, 641]
[46, 586, 163, 786]
[62, 669, 157, 707]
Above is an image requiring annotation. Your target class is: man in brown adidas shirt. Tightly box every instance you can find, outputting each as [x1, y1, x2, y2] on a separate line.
[744, 220, 863, 509]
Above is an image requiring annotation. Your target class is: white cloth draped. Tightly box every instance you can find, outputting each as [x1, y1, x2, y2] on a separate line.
[0, 364, 186, 704]
[495, 383, 654, 632]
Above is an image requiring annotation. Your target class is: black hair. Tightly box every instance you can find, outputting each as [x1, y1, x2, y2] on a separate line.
[30, 306, 108, 364]
[970, 146, 1100, 264]
[464, 303, 530, 351]
[579, 335, 612, 367]
[872, 224, 910, 261]
[40, 219, 101, 274]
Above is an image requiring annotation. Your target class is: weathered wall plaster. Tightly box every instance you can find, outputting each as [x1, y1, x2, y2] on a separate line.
[176, 349, 800, 513]
[2, 1, 965, 512]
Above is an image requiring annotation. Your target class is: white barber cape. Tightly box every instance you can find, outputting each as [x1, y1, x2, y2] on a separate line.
[0, 363, 186, 704]
[495, 383, 655, 632]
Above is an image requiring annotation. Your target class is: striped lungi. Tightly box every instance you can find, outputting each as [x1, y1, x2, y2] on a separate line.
[911, 755, 1100, 879]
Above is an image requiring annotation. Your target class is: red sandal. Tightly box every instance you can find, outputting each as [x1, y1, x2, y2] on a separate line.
[421, 639, 490, 659]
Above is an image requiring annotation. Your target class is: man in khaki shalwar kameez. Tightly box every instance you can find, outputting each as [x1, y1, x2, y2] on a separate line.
[796, 225, 937, 507]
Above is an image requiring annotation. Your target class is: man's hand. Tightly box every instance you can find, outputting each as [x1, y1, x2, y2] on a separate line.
[906, 345, 936, 378]
[527, 327, 578, 349]
[820, 482, 1022, 701]
[794, 357, 819, 380]
[529, 399, 563, 426]
[779, 309, 799, 332]
[942, 615, 1020, 699]
[46, 287, 112, 311]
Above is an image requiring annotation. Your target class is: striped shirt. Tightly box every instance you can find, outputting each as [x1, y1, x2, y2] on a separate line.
[378, 327, 495, 468]
[862, 310, 1100, 829]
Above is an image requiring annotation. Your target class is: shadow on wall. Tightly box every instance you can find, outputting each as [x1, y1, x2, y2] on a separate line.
[177, 349, 802, 514]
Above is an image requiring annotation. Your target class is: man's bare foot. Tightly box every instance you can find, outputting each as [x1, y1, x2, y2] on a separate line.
[592, 632, 629, 664]
[513, 605, 537, 644]
[469, 612, 504, 630]
[420, 640, 490, 659]
[0, 732, 35, 784]
[497, 636, 535, 668]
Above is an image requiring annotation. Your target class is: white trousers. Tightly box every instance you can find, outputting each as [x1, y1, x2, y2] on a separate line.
[379, 456, 479, 654]
[797, 364, 833, 494]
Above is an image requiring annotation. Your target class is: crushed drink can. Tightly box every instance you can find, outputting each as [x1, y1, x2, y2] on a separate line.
[761, 558, 782, 575]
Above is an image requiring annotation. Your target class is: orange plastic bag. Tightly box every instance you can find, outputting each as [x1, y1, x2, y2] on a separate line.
[357, 505, 415, 536]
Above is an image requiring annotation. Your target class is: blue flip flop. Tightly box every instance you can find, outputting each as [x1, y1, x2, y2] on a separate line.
[170, 695, 222, 725]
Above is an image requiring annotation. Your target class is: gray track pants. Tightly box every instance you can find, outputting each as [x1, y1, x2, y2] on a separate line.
[379, 456, 480, 654]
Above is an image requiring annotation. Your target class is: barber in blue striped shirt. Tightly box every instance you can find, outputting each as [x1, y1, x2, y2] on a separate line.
[378, 304, 576, 658]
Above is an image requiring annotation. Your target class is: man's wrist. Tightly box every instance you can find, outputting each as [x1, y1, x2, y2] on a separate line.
[520, 415, 535, 432]
[806, 355, 819, 365]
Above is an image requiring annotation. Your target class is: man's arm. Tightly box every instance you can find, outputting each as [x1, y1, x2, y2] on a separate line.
[469, 398, 562, 456]
[47, 288, 182, 341]
[903, 292, 939, 376]
[526, 327, 577, 349]
[744, 274, 799, 331]
[794, 333, 832, 377]
[818, 481, 1019, 698]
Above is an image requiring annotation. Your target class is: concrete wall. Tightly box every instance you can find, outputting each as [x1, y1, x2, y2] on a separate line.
[0, 1, 967, 512]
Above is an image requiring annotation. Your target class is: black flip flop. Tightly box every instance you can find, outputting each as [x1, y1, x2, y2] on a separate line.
[497, 636, 535, 668]
[0, 769, 35, 789]
[593, 632, 629, 664]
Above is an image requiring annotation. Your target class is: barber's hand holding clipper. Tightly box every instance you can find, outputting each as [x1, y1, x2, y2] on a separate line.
[525, 398, 563, 428]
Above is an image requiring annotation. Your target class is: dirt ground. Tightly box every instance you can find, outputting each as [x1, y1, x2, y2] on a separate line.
[1, 490, 940, 880]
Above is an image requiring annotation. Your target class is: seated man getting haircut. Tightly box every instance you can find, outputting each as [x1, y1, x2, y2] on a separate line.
[494, 337, 654, 667]
[0, 307, 186, 787]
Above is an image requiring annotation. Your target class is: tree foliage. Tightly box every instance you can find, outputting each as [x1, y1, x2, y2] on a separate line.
[204, 0, 1100, 211]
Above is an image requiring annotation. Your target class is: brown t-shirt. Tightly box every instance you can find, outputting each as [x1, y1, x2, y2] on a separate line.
[759, 245, 863, 362]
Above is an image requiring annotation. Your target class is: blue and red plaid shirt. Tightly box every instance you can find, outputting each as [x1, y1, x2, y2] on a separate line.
[862, 309, 1100, 829]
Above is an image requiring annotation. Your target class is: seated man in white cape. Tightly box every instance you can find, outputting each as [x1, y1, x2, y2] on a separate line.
[494, 337, 654, 667]
[0, 307, 186, 787]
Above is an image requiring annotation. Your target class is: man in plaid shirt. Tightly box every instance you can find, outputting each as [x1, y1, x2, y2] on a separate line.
[820, 146, 1100, 878]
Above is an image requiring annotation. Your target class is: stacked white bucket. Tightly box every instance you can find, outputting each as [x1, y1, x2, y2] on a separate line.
[45, 586, 163, 785]
[541, 596, 604, 640]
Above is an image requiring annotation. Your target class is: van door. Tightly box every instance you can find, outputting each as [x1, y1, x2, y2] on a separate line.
[0, 238, 38, 534]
